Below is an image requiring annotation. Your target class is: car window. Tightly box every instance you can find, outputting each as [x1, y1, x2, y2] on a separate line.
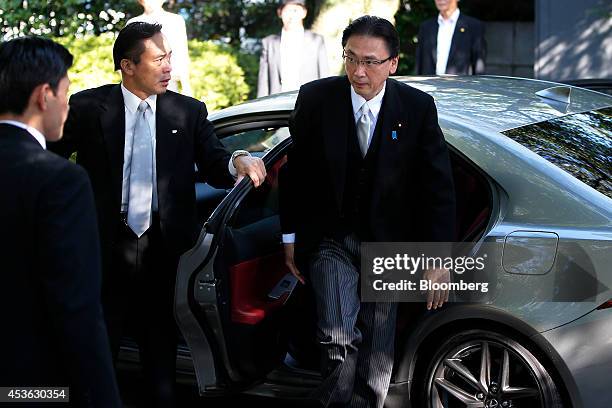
[221, 127, 290, 153]
[502, 106, 612, 199]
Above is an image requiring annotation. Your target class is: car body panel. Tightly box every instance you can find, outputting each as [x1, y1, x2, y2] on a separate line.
[175, 76, 612, 406]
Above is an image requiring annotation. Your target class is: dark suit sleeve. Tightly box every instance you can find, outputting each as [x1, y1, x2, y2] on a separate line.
[37, 163, 121, 407]
[279, 86, 311, 234]
[472, 20, 487, 74]
[193, 101, 234, 189]
[257, 38, 270, 98]
[417, 97, 456, 242]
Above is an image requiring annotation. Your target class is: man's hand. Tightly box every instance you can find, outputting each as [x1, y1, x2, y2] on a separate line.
[234, 155, 266, 187]
[422, 267, 450, 310]
[283, 243, 305, 284]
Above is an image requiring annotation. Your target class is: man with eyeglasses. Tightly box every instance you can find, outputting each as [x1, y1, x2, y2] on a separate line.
[280, 15, 456, 407]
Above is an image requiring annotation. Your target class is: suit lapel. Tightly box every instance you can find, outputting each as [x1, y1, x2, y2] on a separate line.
[100, 85, 125, 206]
[324, 77, 351, 210]
[429, 20, 438, 66]
[447, 14, 465, 69]
[378, 79, 402, 160]
[155, 92, 180, 198]
[272, 35, 282, 82]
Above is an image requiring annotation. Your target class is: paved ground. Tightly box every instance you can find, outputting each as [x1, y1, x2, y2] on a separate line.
[118, 369, 318, 408]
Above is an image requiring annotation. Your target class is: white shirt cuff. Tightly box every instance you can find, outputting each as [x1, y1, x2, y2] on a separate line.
[282, 233, 296, 244]
[228, 150, 251, 178]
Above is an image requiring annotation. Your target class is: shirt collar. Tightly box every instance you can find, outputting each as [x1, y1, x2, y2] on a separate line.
[0, 120, 47, 149]
[350, 81, 386, 118]
[438, 8, 460, 25]
[121, 83, 157, 114]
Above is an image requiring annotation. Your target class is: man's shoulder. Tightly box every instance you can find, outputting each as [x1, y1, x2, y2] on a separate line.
[262, 34, 280, 44]
[304, 30, 325, 42]
[420, 17, 438, 30]
[70, 84, 117, 105]
[159, 90, 203, 110]
[300, 76, 346, 95]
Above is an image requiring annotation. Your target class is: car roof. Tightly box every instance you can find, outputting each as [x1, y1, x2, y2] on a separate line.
[210, 75, 612, 132]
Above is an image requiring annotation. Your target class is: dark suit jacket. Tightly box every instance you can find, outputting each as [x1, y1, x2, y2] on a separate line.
[257, 30, 329, 97]
[280, 77, 456, 255]
[416, 13, 486, 75]
[49, 85, 234, 271]
[0, 124, 121, 407]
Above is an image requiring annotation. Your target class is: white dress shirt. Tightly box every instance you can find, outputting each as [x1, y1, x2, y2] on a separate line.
[282, 83, 387, 244]
[280, 28, 305, 92]
[436, 8, 460, 75]
[120, 84, 243, 213]
[0, 120, 47, 149]
[121, 84, 159, 212]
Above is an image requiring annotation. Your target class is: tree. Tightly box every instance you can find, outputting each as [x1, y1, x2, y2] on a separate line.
[0, 0, 140, 39]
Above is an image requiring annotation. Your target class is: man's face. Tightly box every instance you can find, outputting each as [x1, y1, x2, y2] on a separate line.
[435, 0, 459, 14]
[125, 32, 172, 98]
[43, 75, 70, 142]
[278, 4, 307, 30]
[344, 35, 398, 101]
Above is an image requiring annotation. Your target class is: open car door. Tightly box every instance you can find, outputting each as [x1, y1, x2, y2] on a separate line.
[175, 125, 297, 394]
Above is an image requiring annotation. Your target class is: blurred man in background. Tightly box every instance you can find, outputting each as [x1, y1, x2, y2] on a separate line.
[416, 0, 486, 75]
[257, 0, 329, 97]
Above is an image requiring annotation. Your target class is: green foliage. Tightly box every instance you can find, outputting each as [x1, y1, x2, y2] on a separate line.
[55, 34, 120, 95]
[0, 1, 139, 39]
[55, 34, 251, 110]
[187, 40, 250, 110]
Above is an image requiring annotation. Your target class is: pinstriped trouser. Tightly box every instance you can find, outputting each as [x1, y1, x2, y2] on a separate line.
[308, 234, 398, 408]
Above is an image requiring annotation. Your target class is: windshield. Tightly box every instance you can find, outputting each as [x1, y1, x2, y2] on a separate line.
[502, 107, 612, 199]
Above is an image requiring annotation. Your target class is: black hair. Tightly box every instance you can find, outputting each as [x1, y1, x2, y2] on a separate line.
[341, 15, 400, 58]
[113, 22, 163, 71]
[0, 36, 73, 115]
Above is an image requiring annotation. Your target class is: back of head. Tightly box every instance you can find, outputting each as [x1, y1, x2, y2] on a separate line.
[113, 22, 163, 71]
[0, 37, 73, 115]
[341, 15, 400, 58]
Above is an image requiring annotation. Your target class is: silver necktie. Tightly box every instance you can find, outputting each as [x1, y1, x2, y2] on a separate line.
[357, 103, 371, 157]
[127, 101, 153, 237]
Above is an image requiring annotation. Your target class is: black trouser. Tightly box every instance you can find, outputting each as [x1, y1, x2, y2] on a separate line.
[103, 214, 178, 408]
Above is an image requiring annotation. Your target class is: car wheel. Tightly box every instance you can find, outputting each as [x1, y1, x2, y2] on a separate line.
[421, 329, 563, 408]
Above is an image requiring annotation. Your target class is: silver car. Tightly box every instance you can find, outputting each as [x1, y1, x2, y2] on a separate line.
[171, 76, 612, 408]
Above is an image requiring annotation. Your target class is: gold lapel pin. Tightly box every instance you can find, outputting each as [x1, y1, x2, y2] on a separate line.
[460, 27, 465, 32]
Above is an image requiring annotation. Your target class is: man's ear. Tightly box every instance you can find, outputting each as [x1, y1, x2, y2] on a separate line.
[120, 58, 135, 76]
[31, 83, 51, 111]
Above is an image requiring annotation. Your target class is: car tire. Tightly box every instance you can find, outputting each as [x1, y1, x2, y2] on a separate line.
[418, 329, 563, 408]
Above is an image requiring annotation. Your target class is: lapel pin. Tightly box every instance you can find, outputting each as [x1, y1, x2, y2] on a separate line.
[460, 27, 465, 32]
[172, 129, 178, 134]
[392, 130, 398, 140]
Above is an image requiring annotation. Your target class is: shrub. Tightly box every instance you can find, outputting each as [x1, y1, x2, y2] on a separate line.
[56, 35, 251, 111]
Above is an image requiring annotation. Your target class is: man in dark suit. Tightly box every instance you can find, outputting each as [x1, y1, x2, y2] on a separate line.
[0, 37, 121, 407]
[49, 22, 265, 407]
[416, 0, 486, 75]
[257, 0, 329, 97]
[281, 16, 456, 408]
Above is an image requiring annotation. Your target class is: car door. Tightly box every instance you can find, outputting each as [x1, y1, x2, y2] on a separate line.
[175, 117, 298, 394]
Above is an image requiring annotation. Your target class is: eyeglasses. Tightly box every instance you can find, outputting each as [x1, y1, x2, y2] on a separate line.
[342, 51, 393, 68]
